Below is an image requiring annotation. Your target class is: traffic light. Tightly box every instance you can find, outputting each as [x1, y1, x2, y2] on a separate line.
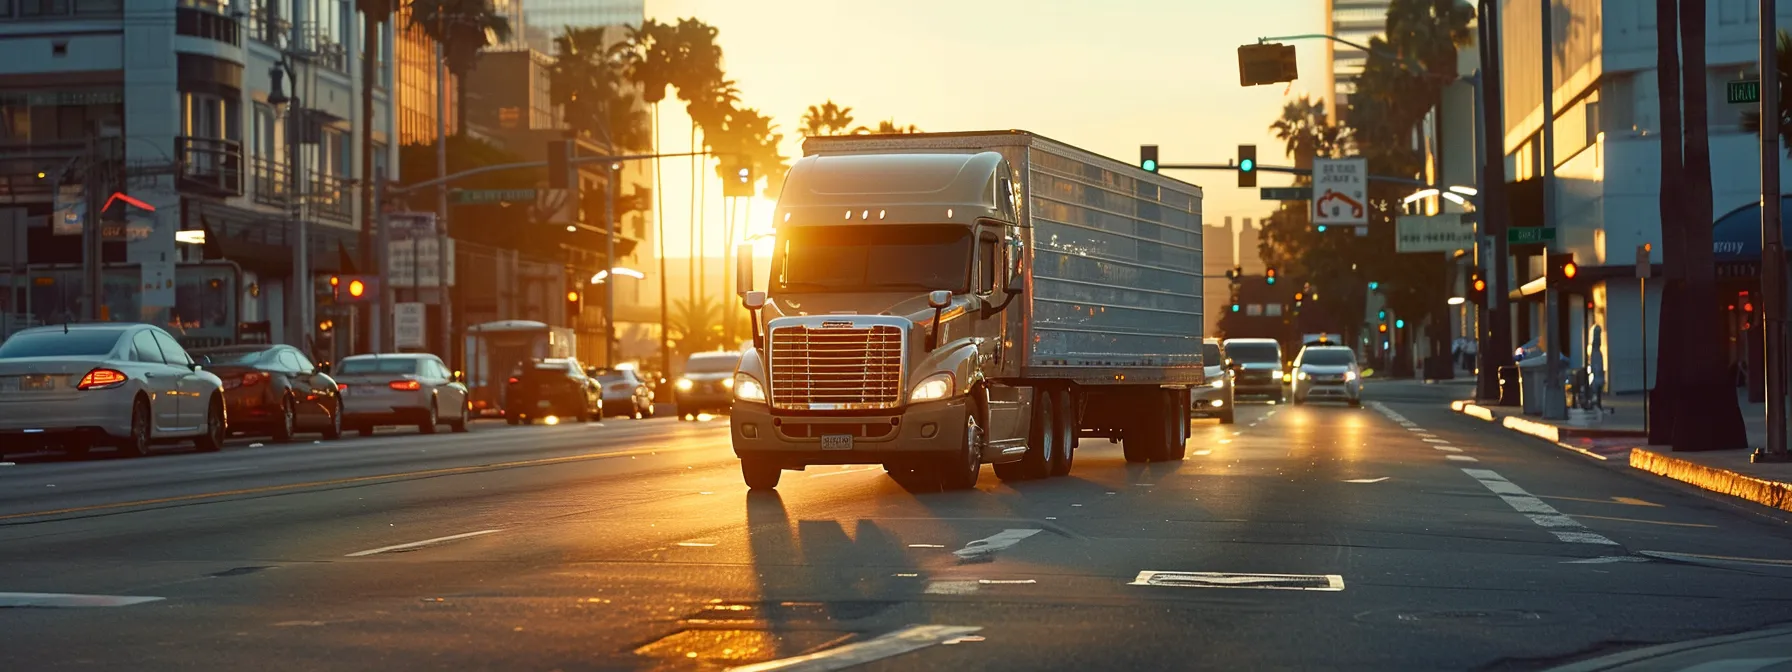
[333, 275, 377, 303]
[1468, 272, 1487, 304]
[547, 139, 571, 189]
[1546, 253, 1578, 284]
[1237, 42, 1299, 87]
[1395, 318, 1406, 329]
[1237, 145, 1257, 188]
[1377, 309, 1387, 320]
[1378, 323, 1389, 333]
[1230, 303, 1241, 313]
[566, 288, 583, 318]
[1368, 281, 1379, 291]
[1140, 145, 1159, 173]
[1265, 266, 1277, 285]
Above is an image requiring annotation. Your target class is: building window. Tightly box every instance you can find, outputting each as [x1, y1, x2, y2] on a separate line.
[0, 89, 124, 143]
[183, 92, 240, 141]
[498, 106, 521, 129]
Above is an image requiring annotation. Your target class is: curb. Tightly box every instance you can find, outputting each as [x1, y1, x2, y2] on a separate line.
[1448, 401, 1613, 461]
[1543, 624, 1792, 672]
[1629, 448, 1792, 513]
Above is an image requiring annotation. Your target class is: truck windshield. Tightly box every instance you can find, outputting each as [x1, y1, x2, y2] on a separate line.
[776, 224, 971, 293]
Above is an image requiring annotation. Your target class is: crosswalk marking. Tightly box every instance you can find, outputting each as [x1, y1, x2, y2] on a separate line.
[1462, 468, 1619, 546]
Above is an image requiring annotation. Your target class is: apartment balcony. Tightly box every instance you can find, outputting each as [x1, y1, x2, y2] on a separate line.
[249, 157, 353, 223]
[176, 136, 244, 198]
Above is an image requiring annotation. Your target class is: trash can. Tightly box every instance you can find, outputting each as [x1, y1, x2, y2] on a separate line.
[1497, 365, 1520, 406]
[1517, 355, 1548, 416]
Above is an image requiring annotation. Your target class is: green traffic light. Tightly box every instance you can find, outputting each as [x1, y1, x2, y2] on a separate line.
[1266, 276, 1277, 285]
[1142, 159, 1157, 172]
[1368, 281, 1379, 290]
[1230, 304, 1241, 313]
[1395, 319, 1406, 329]
[1239, 158, 1255, 172]
[1377, 309, 1387, 320]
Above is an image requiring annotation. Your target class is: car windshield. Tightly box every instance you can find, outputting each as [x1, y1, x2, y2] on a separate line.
[1225, 342, 1280, 363]
[0, 330, 124, 358]
[776, 224, 971, 293]
[336, 358, 419, 375]
[596, 373, 632, 383]
[1202, 343, 1223, 367]
[196, 349, 270, 366]
[1301, 349, 1356, 366]
[685, 356, 739, 374]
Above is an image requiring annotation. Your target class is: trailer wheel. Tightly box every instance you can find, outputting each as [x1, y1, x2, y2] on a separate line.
[1049, 389, 1075, 477]
[1162, 390, 1188, 461]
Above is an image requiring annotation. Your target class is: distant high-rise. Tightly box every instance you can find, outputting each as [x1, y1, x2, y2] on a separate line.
[525, 0, 646, 52]
[1323, 0, 1391, 117]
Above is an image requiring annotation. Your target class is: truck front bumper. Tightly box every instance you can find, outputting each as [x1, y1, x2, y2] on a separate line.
[730, 397, 970, 468]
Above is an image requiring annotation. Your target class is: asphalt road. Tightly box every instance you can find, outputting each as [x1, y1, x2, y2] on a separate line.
[3, 382, 1791, 671]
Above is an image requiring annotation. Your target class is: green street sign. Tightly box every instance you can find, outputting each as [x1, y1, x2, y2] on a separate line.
[1729, 79, 1761, 104]
[1507, 227, 1557, 245]
[451, 188, 537, 205]
[1259, 186, 1312, 201]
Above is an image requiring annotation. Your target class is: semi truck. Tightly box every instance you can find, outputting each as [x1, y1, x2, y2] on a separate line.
[728, 131, 1205, 490]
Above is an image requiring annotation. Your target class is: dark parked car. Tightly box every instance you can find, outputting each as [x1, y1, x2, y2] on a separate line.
[675, 351, 742, 420]
[191, 344, 342, 442]
[505, 358, 602, 424]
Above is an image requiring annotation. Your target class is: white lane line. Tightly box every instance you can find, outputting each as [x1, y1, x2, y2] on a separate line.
[1193, 449, 1213, 456]
[1563, 556, 1648, 564]
[0, 592, 165, 608]
[344, 529, 501, 557]
[1445, 455, 1480, 462]
[676, 541, 717, 547]
[922, 580, 980, 595]
[1130, 571, 1345, 591]
[953, 528, 1041, 560]
[1460, 469, 1619, 546]
[728, 624, 983, 671]
[1423, 438, 1451, 443]
[808, 466, 882, 479]
[1406, 428, 1427, 432]
[1344, 477, 1389, 483]
[199, 466, 251, 474]
[1434, 446, 1464, 452]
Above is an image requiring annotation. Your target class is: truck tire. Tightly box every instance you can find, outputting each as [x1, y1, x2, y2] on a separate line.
[998, 391, 1055, 482]
[939, 388, 988, 490]
[1049, 389, 1075, 477]
[1122, 390, 1174, 463]
[1162, 390, 1188, 461]
[741, 457, 781, 490]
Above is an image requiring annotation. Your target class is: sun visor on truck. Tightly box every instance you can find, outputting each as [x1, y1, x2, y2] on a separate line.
[777, 152, 1007, 226]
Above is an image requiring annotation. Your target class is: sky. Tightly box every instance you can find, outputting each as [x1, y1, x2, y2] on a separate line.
[639, 0, 1334, 274]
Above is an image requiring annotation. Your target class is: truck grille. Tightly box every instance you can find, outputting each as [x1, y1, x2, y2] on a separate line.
[769, 324, 903, 410]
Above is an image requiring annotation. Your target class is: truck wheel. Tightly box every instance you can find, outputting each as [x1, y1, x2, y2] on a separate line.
[1049, 389, 1075, 477]
[1162, 391, 1187, 461]
[1023, 391, 1056, 479]
[1122, 390, 1170, 463]
[741, 457, 781, 490]
[939, 389, 987, 490]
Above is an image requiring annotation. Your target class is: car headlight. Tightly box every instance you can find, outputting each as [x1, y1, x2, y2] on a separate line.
[1281, 371, 1293, 383]
[910, 373, 955, 401]
[1209, 379, 1226, 389]
[675, 378, 693, 391]
[723, 377, 735, 389]
[1345, 370, 1358, 382]
[733, 374, 765, 402]
[1296, 370, 1310, 381]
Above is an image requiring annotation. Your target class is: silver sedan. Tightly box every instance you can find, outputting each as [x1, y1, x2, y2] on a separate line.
[335, 353, 470, 435]
[0, 323, 226, 458]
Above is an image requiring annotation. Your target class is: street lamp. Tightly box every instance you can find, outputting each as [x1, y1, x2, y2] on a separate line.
[590, 267, 645, 284]
[268, 59, 310, 351]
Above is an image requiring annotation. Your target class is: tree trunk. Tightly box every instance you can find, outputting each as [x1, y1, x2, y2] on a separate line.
[1674, 0, 1750, 450]
[1650, 0, 1686, 445]
[1478, 0, 1514, 402]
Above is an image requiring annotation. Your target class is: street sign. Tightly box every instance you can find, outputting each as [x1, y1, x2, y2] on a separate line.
[1729, 79, 1762, 104]
[451, 188, 537, 205]
[394, 302, 426, 349]
[1507, 227, 1557, 245]
[388, 237, 457, 289]
[1260, 186, 1312, 201]
[1395, 214, 1475, 253]
[1313, 158, 1368, 225]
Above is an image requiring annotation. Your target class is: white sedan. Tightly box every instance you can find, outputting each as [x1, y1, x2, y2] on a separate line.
[0, 323, 227, 458]
[334, 353, 470, 435]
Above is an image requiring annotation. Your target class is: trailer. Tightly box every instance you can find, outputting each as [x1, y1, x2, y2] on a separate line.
[463, 320, 575, 417]
[729, 130, 1204, 490]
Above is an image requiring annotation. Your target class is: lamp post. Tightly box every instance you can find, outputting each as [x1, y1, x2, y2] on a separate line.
[268, 58, 309, 352]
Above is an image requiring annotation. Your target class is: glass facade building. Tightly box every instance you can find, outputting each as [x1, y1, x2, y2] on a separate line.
[523, 0, 643, 53]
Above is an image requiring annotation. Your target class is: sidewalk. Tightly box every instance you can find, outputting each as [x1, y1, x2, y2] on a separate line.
[1451, 392, 1792, 514]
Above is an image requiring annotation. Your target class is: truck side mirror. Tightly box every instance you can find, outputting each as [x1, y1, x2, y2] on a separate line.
[926, 290, 951, 350]
[743, 290, 767, 350]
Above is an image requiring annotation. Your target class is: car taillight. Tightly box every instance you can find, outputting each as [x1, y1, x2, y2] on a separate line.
[507, 376, 519, 384]
[389, 380, 422, 391]
[77, 368, 127, 390]
[337, 383, 348, 391]
[242, 372, 269, 386]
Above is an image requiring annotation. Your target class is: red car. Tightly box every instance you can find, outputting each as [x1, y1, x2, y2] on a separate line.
[191, 344, 343, 442]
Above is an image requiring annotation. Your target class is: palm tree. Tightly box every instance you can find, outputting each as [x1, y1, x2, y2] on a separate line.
[670, 296, 725, 354]
[1269, 96, 1348, 174]
[799, 100, 855, 136]
[549, 26, 650, 152]
[407, 0, 511, 137]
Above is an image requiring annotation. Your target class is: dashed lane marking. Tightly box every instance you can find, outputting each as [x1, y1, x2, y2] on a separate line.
[1460, 469, 1619, 546]
[1423, 438, 1451, 443]
[1345, 477, 1390, 483]
[1446, 455, 1479, 462]
[1573, 514, 1716, 529]
[0, 592, 165, 608]
[1434, 446, 1464, 452]
[345, 529, 501, 557]
[1539, 495, 1665, 508]
[1563, 556, 1649, 564]
[728, 624, 984, 671]
[1129, 571, 1345, 591]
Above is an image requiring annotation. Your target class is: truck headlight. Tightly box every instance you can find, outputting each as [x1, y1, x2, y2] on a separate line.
[733, 374, 765, 402]
[1209, 379, 1226, 389]
[910, 373, 955, 401]
[675, 378, 693, 391]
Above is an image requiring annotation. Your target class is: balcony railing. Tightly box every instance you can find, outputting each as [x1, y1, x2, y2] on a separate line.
[176, 136, 243, 198]
[250, 156, 287, 207]
[250, 157, 353, 223]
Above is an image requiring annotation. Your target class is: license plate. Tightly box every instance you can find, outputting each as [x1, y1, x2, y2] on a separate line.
[820, 434, 854, 451]
[5, 375, 53, 392]
[538, 400, 552, 409]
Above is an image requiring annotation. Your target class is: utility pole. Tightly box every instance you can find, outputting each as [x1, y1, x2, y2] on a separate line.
[604, 161, 617, 367]
[1758, 0, 1790, 462]
[1540, 0, 1567, 420]
[375, 166, 391, 353]
[1478, 0, 1514, 404]
[434, 30, 452, 366]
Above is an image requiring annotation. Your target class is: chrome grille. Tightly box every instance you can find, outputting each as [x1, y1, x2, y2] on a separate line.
[769, 324, 903, 410]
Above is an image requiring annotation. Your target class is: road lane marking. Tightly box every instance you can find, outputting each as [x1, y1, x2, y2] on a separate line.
[922, 581, 979, 595]
[0, 443, 705, 522]
[1461, 468, 1620, 546]
[1344, 477, 1389, 483]
[953, 528, 1041, 560]
[344, 529, 501, 557]
[0, 592, 165, 608]
[728, 624, 983, 672]
[1423, 438, 1451, 443]
[1434, 446, 1464, 452]
[1193, 450, 1213, 456]
[1446, 455, 1479, 462]
[198, 466, 251, 474]
[676, 541, 718, 547]
[1540, 495, 1665, 508]
[1573, 514, 1716, 529]
[1129, 571, 1344, 591]
[1563, 556, 1649, 564]
[1638, 550, 1792, 568]
[908, 544, 945, 548]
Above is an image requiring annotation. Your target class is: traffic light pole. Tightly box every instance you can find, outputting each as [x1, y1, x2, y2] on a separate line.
[1758, 0, 1790, 462]
[604, 162, 617, 367]
[1540, 0, 1567, 421]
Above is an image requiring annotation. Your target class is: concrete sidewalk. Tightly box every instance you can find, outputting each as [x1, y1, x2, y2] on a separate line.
[1451, 394, 1792, 514]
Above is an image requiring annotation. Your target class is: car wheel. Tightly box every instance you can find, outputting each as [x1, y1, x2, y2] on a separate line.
[419, 400, 440, 435]
[451, 403, 470, 433]
[117, 396, 152, 457]
[740, 457, 781, 490]
[194, 396, 225, 453]
[321, 400, 343, 440]
[271, 396, 297, 443]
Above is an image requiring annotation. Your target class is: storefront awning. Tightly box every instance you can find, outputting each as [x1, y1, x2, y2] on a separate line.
[1712, 195, 1792, 265]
